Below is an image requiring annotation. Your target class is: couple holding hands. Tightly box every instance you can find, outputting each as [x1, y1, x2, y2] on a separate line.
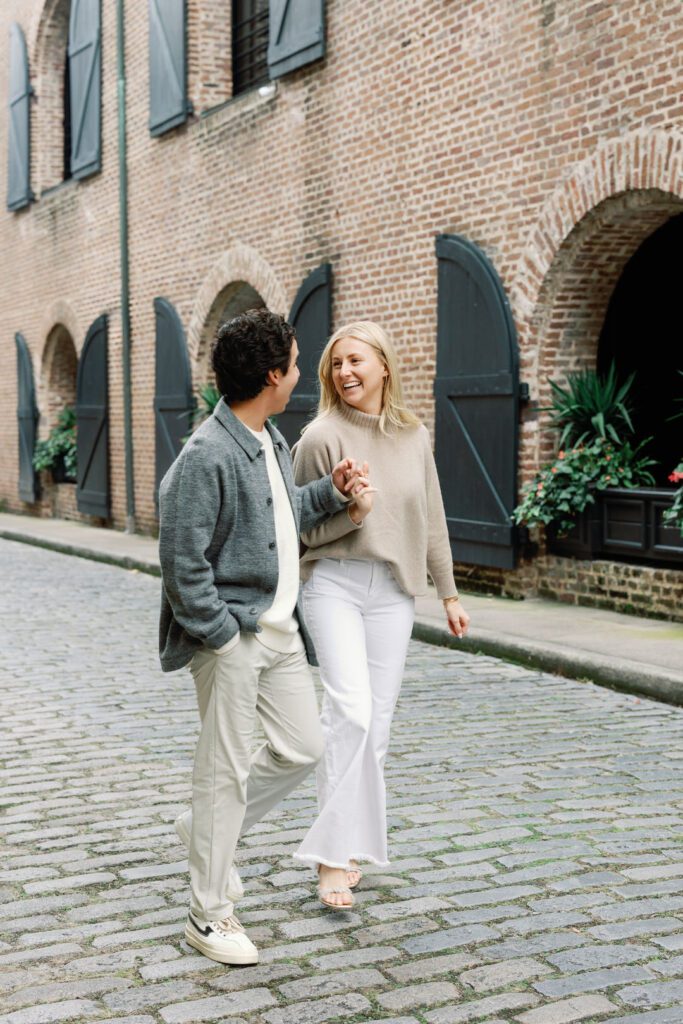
[158, 310, 469, 965]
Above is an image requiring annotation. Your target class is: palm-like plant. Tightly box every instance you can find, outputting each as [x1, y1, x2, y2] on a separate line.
[544, 362, 636, 448]
[192, 383, 221, 426]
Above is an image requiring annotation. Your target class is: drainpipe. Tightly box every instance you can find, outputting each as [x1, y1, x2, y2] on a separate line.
[117, 0, 135, 533]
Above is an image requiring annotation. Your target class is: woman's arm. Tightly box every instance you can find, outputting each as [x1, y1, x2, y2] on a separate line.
[422, 430, 470, 637]
[294, 433, 365, 548]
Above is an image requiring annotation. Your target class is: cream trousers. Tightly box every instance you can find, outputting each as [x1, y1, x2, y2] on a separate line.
[179, 633, 323, 921]
[295, 558, 415, 869]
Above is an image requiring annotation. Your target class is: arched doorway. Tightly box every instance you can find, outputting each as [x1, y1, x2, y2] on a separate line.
[597, 212, 683, 486]
[530, 190, 683, 569]
[195, 280, 267, 388]
[42, 323, 77, 430]
[33, 0, 72, 191]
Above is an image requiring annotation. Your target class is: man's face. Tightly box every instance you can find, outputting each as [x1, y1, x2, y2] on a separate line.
[274, 338, 300, 412]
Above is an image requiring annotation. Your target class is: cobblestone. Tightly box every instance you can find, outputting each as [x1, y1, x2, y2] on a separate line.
[3, 541, 683, 1023]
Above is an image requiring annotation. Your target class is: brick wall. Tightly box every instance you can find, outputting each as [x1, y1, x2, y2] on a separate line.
[0, 0, 681, 616]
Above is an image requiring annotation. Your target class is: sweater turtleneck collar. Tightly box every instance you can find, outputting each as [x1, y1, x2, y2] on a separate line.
[334, 398, 383, 433]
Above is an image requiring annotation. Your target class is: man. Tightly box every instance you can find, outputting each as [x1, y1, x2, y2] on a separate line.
[158, 309, 366, 965]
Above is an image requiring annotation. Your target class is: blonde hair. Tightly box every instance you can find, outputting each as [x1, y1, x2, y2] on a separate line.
[310, 321, 421, 434]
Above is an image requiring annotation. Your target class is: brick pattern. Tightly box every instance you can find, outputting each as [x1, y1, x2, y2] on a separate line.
[0, 1, 681, 613]
[3, 539, 683, 1022]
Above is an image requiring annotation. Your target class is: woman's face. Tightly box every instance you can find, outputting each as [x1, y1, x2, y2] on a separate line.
[331, 338, 388, 416]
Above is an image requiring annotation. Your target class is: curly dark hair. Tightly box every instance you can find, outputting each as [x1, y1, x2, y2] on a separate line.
[212, 309, 296, 403]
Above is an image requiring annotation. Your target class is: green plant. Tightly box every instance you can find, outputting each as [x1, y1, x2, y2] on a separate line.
[192, 383, 221, 426]
[512, 437, 656, 535]
[544, 362, 636, 448]
[32, 406, 77, 480]
[663, 461, 683, 537]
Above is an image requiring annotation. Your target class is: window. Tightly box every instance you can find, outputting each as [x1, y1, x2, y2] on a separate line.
[232, 0, 270, 95]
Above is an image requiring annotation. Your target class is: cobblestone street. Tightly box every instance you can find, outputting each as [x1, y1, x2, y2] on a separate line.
[2, 537, 683, 1024]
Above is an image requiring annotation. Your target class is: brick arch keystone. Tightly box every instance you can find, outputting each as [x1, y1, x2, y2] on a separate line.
[187, 243, 288, 372]
[511, 129, 683, 325]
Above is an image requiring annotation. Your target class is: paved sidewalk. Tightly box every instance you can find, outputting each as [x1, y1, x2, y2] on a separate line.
[2, 538, 683, 1024]
[1, 512, 681, 705]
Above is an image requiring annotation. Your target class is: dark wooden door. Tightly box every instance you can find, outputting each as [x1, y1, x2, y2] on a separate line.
[277, 262, 332, 447]
[15, 332, 39, 503]
[154, 297, 193, 507]
[435, 235, 520, 569]
[76, 315, 109, 516]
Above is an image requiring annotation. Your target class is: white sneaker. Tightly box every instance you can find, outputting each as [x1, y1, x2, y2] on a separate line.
[185, 912, 258, 965]
[174, 813, 244, 900]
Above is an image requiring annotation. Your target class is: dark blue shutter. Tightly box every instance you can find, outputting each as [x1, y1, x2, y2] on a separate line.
[76, 315, 109, 516]
[154, 298, 193, 507]
[277, 263, 332, 447]
[68, 0, 101, 180]
[267, 0, 325, 79]
[7, 24, 33, 211]
[15, 333, 39, 503]
[149, 0, 189, 136]
[434, 235, 520, 569]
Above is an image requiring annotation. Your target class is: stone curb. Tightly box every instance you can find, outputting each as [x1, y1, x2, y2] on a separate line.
[0, 529, 161, 577]
[412, 621, 683, 709]
[3, 528, 681, 709]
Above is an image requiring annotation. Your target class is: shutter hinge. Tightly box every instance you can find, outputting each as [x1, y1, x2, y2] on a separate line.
[519, 382, 530, 402]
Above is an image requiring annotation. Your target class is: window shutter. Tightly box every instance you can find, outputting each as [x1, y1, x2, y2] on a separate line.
[76, 315, 110, 517]
[149, 0, 189, 136]
[68, 0, 101, 180]
[277, 262, 332, 447]
[434, 235, 520, 569]
[267, 0, 325, 80]
[154, 297, 193, 508]
[15, 333, 39, 504]
[7, 23, 33, 211]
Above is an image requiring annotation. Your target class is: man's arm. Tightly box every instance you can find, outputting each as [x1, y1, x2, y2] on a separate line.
[158, 440, 239, 650]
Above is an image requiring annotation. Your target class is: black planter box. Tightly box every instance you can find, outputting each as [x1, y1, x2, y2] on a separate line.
[50, 455, 77, 485]
[547, 488, 682, 566]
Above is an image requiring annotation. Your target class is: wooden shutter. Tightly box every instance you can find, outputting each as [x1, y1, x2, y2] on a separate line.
[277, 263, 331, 447]
[7, 24, 33, 211]
[267, 0, 325, 79]
[15, 333, 39, 503]
[76, 315, 109, 516]
[149, 0, 189, 136]
[68, 0, 101, 180]
[154, 298, 193, 507]
[434, 235, 520, 569]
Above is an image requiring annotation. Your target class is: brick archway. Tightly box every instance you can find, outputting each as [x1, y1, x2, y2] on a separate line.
[187, 243, 288, 382]
[39, 323, 77, 435]
[30, 0, 71, 193]
[37, 300, 81, 436]
[511, 130, 683, 473]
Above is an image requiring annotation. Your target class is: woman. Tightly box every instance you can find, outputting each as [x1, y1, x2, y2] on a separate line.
[292, 321, 470, 909]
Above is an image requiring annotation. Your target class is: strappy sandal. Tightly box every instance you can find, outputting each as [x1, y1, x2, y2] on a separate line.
[347, 864, 363, 891]
[317, 884, 355, 910]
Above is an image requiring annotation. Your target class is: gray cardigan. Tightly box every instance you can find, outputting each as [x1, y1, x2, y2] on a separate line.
[158, 398, 347, 672]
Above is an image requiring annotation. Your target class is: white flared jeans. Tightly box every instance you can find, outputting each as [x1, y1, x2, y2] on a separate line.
[295, 558, 415, 869]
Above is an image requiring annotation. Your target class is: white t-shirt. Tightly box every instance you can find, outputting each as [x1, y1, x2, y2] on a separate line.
[246, 425, 304, 654]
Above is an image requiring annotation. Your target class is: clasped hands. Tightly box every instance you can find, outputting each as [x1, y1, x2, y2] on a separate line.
[331, 458, 377, 525]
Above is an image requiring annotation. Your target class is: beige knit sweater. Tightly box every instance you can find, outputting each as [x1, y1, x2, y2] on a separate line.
[292, 402, 457, 599]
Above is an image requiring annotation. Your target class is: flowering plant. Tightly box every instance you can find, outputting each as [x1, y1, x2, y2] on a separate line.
[512, 438, 656, 535]
[663, 462, 683, 537]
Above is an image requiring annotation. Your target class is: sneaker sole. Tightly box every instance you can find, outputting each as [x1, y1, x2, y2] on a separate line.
[184, 925, 258, 965]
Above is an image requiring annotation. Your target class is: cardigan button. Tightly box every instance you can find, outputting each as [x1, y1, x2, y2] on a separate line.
[269, 541, 275, 549]
[266, 497, 273, 505]
[249, 607, 257, 615]
[265, 586, 274, 594]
